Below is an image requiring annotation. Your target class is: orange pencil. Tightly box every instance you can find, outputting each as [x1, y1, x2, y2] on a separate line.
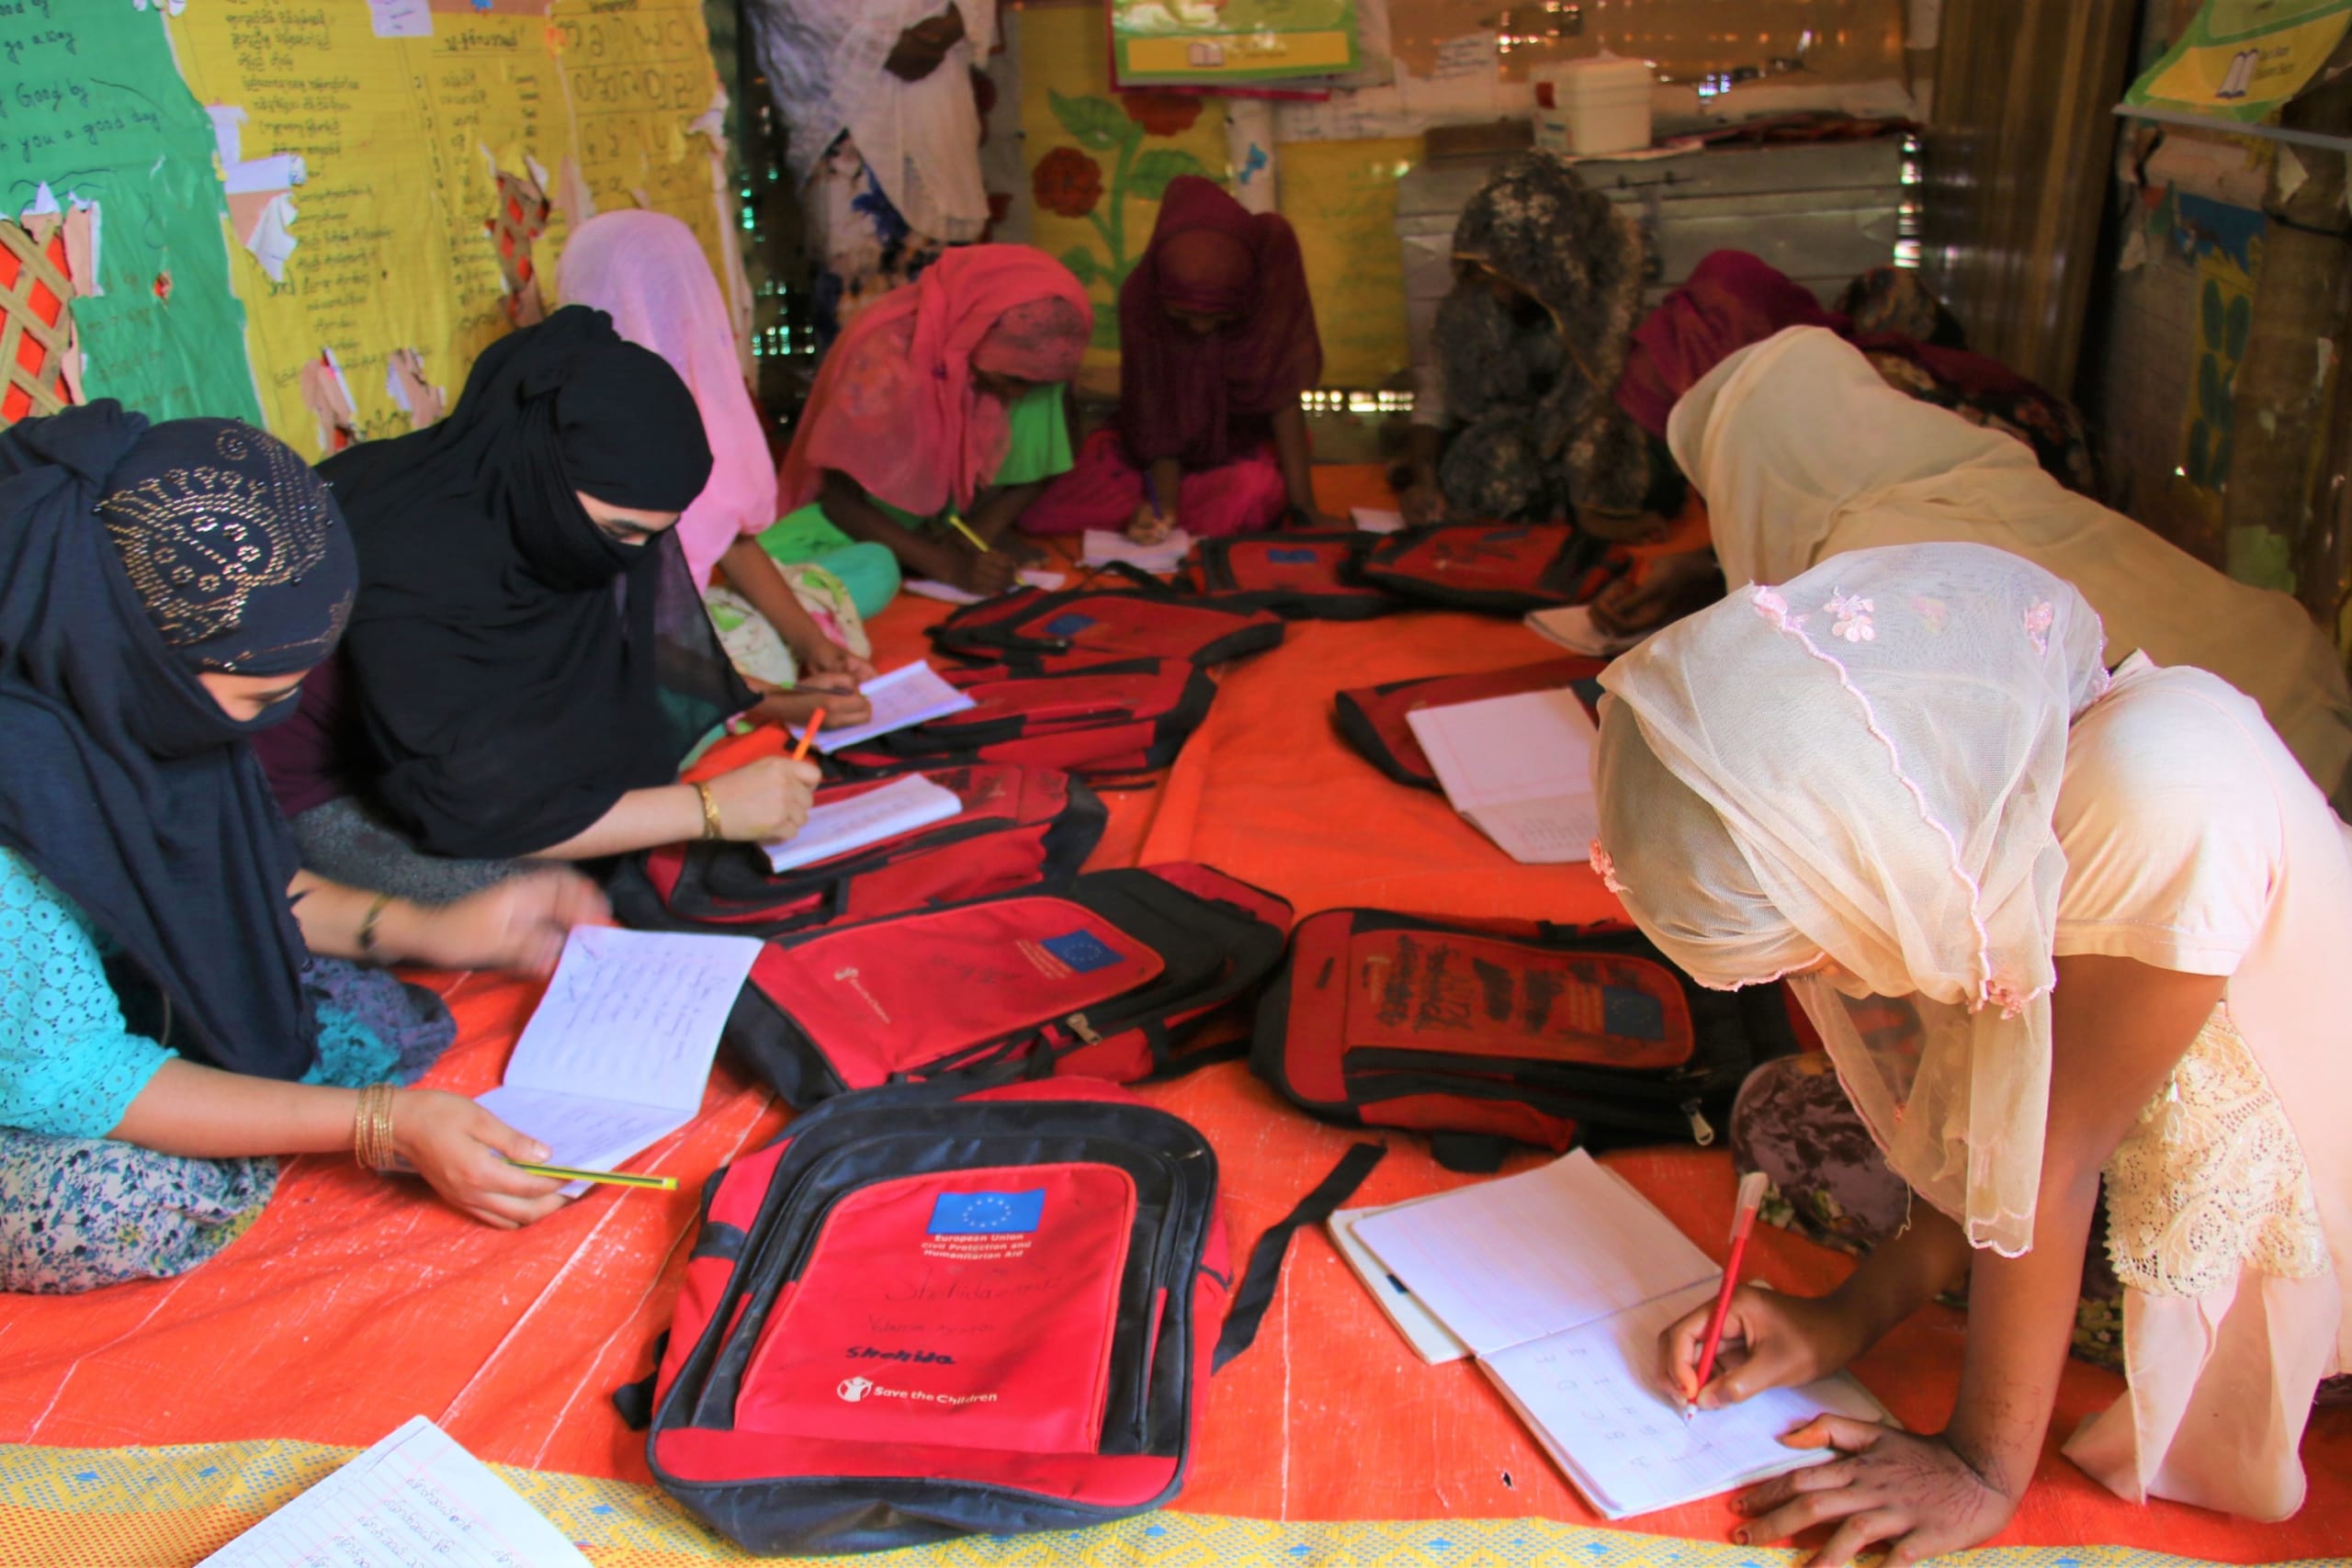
[793, 707, 825, 761]
[1686, 1168, 1770, 1418]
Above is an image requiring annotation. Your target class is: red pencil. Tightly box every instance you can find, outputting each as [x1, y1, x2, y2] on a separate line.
[792, 707, 825, 762]
[1687, 1168, 1770, 1417]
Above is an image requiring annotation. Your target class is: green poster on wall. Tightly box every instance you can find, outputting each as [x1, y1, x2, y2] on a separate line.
[2125, 0, 2352, 123]
[0, 6, 260, 423]
[1113, 0, 1358, 86]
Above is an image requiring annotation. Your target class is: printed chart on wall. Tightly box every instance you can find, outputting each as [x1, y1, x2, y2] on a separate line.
[2125, 0, 2352, 123]
[165, 0, 734, 457]
[0, 6, 260, 425]
[1276, 137, 1419, 389]
[1112, 0, 1359, 86]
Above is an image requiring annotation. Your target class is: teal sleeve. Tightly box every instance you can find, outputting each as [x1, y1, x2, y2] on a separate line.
[0, 848, 175, 1140]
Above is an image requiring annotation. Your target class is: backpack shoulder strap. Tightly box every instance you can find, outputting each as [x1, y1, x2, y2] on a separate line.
[1212, 1140, 1387, 1371]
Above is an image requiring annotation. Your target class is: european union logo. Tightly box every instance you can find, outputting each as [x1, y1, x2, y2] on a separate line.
[1040, 612, 1098, 638]
[1267, 547, 1317, 563]
[1042, 929, 1122, 973]
[929, 1190, 1046, 1235]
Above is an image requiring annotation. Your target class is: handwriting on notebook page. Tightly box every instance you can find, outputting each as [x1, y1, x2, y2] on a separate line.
[500, 927, 762, 1115]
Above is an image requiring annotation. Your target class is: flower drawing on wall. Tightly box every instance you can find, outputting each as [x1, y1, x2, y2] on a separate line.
[1039, 89, 1215, 344]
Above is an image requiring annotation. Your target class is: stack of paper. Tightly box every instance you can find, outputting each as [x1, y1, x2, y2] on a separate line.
[795, 661, 977, 755]
[1403, 689, 1600, 863]
[1080, 527, 1194, 574]
[199, 1416, 589, 1566]
[1525, 604, 1652, 658]
[476, 926, 761, 1189]
[766, 773, 964, 873]
[904, 569, 1067, 605]
[1346, 1151, 1891, 1519]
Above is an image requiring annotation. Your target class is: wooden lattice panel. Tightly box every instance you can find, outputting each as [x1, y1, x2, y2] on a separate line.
[0, 220, 74, 427]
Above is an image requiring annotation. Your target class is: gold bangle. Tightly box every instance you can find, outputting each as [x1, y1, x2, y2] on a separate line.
[353, 1083, 398, 1172]
[694, 780, 725, 841]
[356, 891, 394, 958]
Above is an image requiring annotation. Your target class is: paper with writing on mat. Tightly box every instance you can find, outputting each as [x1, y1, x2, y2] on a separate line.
[476, 927, 760, 1187]
[794, 661, 976, 755]
[1080, 526, 1194, 573]
[905, 569, 1067, 605]
[1403, 689, 1600, 863]
[1352, 1151, 1893, 1519]
[198, 1415, 588, 1566]
[765, 773, 964, 873]
[1351, 506, 1406, 535]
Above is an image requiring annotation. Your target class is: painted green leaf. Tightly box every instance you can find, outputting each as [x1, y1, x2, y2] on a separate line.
[1125, 147, 1214, 203]
[1051, 91, 1136, 153]
[2200, 277, 2224, 344]
[2187, 420, 2212, 487]
[2223, 292, 2251, 362]
[1059, 246, 1102, 287]
[2198, 355, 2222, 424]
[2210, 431, 2233, 484]
[1090, 304, 1122, 349]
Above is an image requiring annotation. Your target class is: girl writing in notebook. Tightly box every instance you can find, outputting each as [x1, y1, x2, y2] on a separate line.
[1589, 543, 2348, 1562]
[775, 246, 1091, 597]
[0, 407, 610, 1292]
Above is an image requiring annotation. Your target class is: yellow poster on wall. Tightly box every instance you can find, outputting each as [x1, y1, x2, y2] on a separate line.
[166, 0, 731, 458]
[1276, 137, 1419, 389]
[1018, 5, 1229, 375]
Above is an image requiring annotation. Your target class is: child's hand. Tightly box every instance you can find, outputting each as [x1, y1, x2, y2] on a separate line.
[1657, 1285, 1871, 1409]
[1125, 500, 1176, 544]
[794, 637, 877, 686]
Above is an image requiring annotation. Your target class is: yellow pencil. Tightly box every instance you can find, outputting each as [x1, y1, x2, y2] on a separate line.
[507, 1160, 678, 1190]
[944, 511, 991, 554]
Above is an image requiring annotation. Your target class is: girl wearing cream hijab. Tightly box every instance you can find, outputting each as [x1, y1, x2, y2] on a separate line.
[1595, 325, 2352, 812]
[1591, 542, 2349, 1562]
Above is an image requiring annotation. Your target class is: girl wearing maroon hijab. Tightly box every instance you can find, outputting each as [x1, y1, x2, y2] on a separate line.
[1023, 177, 1331, 540]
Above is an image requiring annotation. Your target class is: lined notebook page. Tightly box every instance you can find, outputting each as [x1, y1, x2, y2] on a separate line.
[198, 1416, 589, 1566]
[1403, 689, 1599, 863]
[766, 774, 964, 873]
[1351, 1151, 1714, 1357]
[1484, 1280, 1891, 1519]
[797, 661, 977, 754]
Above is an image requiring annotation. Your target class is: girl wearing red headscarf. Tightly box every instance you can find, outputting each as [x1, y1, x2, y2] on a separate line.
[1023, 177, 1331, 541]
[776, 245, 1092, 596]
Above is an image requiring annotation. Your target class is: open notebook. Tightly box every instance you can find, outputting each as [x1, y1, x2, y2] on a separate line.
[476, 927, 761, 1190]
[1351, 1151, 1890, 1519]
[793, 661, 977, 755]
[1403, 688, 1599, 864]
[765, 773, 964, 873]
[198, 1416, 587, 1566]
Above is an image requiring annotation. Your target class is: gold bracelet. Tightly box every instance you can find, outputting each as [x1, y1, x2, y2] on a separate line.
[356, 891, 395, 958]
[694, 780, 725, 841]
[353, 1083, 398, 1172]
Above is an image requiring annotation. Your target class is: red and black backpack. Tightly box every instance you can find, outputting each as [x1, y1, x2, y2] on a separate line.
[619, 1078, 1384, 1556]
[1355, 523, 1625, 615]
[726, 863, 1295, 1107]
[928, 564, 1284, 671]
[1186, 532, 1398, 621]
[1334, 657, 1606, 791]
[606, 764, 1106, 939]
[827, 659, 1214, 781]
[1251, 909, 1797, 1170]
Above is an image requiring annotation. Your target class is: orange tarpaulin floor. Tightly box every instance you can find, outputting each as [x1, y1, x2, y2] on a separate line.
[1, 471, 2346, 1563]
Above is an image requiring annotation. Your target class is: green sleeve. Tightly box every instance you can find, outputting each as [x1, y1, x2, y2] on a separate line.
[990, 384, 1075, 488]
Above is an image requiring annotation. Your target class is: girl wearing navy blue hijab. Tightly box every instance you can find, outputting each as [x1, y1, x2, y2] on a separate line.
[0, 403, 607, 1293]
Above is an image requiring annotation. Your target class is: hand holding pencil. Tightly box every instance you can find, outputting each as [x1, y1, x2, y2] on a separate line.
[1657, 1172, 1873, 1412]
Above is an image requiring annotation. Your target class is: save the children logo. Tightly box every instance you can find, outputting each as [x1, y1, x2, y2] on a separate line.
[834, 1374, 997, 1408]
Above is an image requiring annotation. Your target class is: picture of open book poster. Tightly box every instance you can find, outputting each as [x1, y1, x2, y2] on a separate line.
[475, 927, 762, 1192]
[1351, 1151, 1893, 1519]
[1403, 688, 1600, 864]
[791, 661, 977, 755]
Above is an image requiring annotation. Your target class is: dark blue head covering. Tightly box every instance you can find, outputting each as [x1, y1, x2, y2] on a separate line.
[0, 402, 354, 1079]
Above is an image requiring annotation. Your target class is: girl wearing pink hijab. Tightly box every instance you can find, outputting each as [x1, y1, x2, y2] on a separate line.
[558, 210, 876, 730]
[1023, 176, 1329, 542]
[776, 245, 1091, 597]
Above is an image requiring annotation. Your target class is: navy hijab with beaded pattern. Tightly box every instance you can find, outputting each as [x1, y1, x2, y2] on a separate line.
[0, 402, 356, 1080]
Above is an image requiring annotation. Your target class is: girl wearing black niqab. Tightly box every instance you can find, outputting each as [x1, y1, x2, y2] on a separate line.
[0, 402, 608, 1294]
[257, 308, 820, 899]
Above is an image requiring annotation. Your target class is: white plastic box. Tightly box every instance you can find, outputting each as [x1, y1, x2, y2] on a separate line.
[1532, 54, 1656, 156]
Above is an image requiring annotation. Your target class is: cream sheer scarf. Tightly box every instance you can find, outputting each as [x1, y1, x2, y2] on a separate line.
[1592, 543, 2111, 1256]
